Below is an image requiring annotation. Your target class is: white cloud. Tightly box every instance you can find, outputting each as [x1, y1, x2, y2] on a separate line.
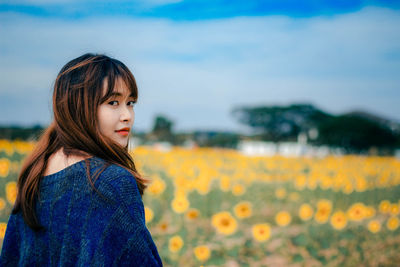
[1, 6, 399, 131]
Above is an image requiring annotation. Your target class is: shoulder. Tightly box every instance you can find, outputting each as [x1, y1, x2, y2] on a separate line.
[97, 161, 138, 191]
[89, 159, 146, 225]
[90, 158, 142, 205]
[44, 149, 91, 176]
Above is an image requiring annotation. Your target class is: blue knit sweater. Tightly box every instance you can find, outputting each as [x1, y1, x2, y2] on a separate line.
[0, 157, 163, 266]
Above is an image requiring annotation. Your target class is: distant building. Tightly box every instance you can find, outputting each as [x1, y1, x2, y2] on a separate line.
[153, 142, 172, 152]
[237, 140, 338, 157]
[238, 141, 276, 156]
[395, 149, 400, 159]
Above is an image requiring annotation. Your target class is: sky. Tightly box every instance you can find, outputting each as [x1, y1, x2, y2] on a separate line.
[1, 0, 399, 133]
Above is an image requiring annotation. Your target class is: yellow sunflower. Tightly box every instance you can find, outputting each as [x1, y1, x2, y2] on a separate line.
[379, 200, 391, 214]
[169, 235, 184, 253]
[159, 222, 168, 232]
[252, 223, 271, 242]
[5, 181, 17, 204]
[0, 198, 6, 211]
[355, 178, 367, 192]
[390, 204, 399, 216]
[233, 201, 252, 219]
[365, 206, 376, 218]
[211, 211, 237, 235]
[275, 211, 291, 227]
[0, 222, 7, 239]
[194, 245, 211, 262]
[0, 158, 10, 178]
[319, 176, 332, 190]
[367, 220, 381, 233]
[342, 183, 353, 194]
[386, 216, 399, 231]
[330, 211, 347, 230]
[171, 195, 190, 214]
[299, 203, 314, 221]
[0, 140, 14, 155]
[144, 206, 154, 223]
[219, 176, 231, 192]
[196, 180, 211, 195]
[294, 175, 307, 190]
[186, 208, 200, 220]
[147, 178, 166, 195]
[315, 199, 332, 224]
[347, 202, 367, 222]
[232, 184, 245, 196]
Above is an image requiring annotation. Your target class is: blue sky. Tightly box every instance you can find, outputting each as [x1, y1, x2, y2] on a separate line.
[1, 0, 399, 19]
[1, 0, 399, 132]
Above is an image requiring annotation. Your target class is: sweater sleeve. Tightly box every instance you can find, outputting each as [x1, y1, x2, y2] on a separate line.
[0, 214, 20, 266]
[91, 164, 163, 267]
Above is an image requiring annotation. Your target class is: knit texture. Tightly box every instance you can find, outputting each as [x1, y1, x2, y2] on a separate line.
[0, 157, 163, 267]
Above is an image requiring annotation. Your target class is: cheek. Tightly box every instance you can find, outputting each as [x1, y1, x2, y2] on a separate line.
[97, 107, 113, 134]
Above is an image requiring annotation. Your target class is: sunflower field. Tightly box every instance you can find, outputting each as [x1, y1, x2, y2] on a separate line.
[0, 139, 400, 266]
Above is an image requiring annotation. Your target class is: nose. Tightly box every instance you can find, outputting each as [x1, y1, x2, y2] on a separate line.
[120, 105, 133, 122]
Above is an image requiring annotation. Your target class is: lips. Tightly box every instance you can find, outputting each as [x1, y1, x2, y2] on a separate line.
[116, 127, 130, 136]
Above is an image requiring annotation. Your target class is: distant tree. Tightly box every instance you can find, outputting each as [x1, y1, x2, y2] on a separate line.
[0, 125, 45, 140]
[316, 114, 398, 153]
[231, 103, 331, 141]
[193, 131, 239, 148]
[151, 115, 174, 142]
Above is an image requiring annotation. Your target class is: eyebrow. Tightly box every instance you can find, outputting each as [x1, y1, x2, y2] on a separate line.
[109, 92, 136, 98]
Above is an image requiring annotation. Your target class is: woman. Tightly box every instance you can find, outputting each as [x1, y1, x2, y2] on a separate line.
[0, 53, 163, 266]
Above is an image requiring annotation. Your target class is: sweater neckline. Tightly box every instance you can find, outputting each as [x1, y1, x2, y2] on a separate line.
[41, 156, 102, 187]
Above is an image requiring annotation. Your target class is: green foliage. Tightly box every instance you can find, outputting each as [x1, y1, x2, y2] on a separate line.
[292, 253, 304, 262]
[0, 125, 44, 140]
[231, 103, 400, 153]
[193, 131, 239, 148]
[291, 233, 308, 246]
[151, 114, 174, 142]
[317, 114, 398, 152]
[232, 103, 332, 141]
[338, 246, 349, 256]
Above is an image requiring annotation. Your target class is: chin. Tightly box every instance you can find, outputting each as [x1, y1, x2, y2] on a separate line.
[112, 136, 128, 147]
[120, 139, 130, 148]
[116, 141, 128, 147]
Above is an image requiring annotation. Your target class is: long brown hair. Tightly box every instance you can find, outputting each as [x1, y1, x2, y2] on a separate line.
[13, 53, 149, 231]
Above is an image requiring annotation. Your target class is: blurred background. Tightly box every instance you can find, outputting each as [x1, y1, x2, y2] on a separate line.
[1, 1, 400, 266]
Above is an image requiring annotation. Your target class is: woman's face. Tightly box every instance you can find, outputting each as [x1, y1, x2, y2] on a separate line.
[97, 78, 136, 147]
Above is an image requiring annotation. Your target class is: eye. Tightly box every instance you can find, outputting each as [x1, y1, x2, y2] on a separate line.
[108, 100, 118, 106]
[128, 101, 136, 107]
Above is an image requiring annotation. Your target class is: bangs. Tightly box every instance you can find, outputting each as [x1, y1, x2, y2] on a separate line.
[100, 61, 138, 103]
